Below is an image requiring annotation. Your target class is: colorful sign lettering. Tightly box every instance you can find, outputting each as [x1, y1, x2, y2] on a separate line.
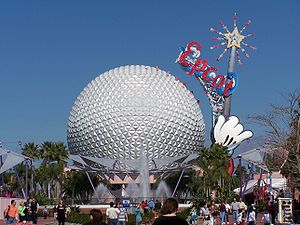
[176, 41, 239, 116]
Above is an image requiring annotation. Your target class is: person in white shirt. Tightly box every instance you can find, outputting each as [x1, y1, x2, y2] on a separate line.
[231, 198, 240, 225]
[262, 210, 271, 225]
[200, 204, 212, 225]
[236, 209, 244, 225]
[238, 198, 247, 218]
[106, 202, 118, 225]
[247, 207, 256, 225]
[225, 201, 230, 225]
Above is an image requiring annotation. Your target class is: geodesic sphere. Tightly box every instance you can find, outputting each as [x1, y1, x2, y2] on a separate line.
[67, 65, 205, 161]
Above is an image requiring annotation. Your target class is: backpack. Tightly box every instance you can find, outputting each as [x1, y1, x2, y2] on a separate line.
[4, 205, 10, 219]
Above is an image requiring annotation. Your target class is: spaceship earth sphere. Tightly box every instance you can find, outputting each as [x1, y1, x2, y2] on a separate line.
[67, 65, 205, 164]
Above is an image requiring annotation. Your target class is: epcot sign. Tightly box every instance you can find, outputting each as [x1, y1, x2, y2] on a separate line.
[177, 41, 238, 117]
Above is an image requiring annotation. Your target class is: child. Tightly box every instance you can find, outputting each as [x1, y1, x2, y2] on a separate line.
[43, 206, 49, 219]
[237, 209, 245, 225]
[190, 206, 198, 225]
[262, 210, 271, 225]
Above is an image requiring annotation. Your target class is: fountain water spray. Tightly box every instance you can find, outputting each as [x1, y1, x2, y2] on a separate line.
[91, 183, 114, 203]
[139, 150, 150, 200]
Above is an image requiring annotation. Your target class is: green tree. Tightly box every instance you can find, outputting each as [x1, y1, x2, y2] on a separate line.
[63, 170, 100, 204]
[41, 141, 68, 164]
[22, 142, 41, 160]
[38, 141, 68, 198]
[22, 142, 41, 195]
[194, 144, 240, 203]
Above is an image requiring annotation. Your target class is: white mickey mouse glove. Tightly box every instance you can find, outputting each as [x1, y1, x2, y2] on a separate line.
[214, 115, 253, 155]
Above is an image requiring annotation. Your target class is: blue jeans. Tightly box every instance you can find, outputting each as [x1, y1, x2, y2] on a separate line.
[220, 211, 226, 223]
[7, 217, 16, 224]
[233, 210, 238, 224]
[109, 218, 118, 225]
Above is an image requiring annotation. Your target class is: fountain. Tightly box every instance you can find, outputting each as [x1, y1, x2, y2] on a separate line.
[139, 150, 150, 200]
[155, 180, 172, 201]
[125, 181, 139, 202]
[91, 183, 114, 203]
[91, 151, 171, 203]
[123, 151, 172, 203]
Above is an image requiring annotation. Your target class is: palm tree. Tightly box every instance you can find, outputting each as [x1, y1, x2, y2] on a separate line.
[64, 170, 100, 204]
[40, 141, 68, 164]
[39, 141, 68, 198]
[196, 144, 232, 201]
[22, 142, 41, 196]
[22, 142, 41, 160]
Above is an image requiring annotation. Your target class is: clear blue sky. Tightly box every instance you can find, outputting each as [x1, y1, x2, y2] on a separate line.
[0, 0, 299, 150]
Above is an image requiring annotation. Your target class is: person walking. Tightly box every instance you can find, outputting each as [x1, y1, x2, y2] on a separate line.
[210, 201, 217, 225]
[219, 200, 226, 225]
[135, 205, 143, 225]
[18, 201, 26, 222]
[140, 201, 146, 214]
[116, 202, 128, 225]
[4, 200, 18, 224]
[231, 198, 240, 225]
[262, 210, 271, 225]
[246, 207, 256, 225]
[43, 206, 49, 219]
[190, 206, 198, 225]
[200, 203, 212, 225]
[148, 199, 155, 212]
[30, 198, 38, 224]
[23, 202, 30, 222]
[236, 209, 245, 225]
[106, 202, 118, 225]
[238, 198, 247, 217]
[225, 201, 230, 225]
[154, 200, 162, 211]
[54, 199, 67, 225]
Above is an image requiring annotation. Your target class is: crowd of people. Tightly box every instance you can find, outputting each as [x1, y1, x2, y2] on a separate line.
[3, 198, 68, 225]
[2, 197, 278, 225]
[104, 199, 162, 225]
[3, 198, 39, 224]
[102, 198, 186, 225]
[87, 197, 271, 225]
[192, 197, 274, 225]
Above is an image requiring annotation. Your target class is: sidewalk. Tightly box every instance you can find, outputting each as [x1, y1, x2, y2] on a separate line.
[0, 217, 56, 225]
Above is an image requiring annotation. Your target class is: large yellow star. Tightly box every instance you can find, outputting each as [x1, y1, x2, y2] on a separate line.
[224, 27, 245, 48]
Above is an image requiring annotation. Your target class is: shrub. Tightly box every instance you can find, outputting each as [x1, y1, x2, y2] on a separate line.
[66, 214, 90, 224]
[176, 208, 190, 220]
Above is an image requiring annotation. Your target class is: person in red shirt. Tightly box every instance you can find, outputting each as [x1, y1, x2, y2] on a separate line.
[4, 200, 18, 224]
[140, 201, 146, 214]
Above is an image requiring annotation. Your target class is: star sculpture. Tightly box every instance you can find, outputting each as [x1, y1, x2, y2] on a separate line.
[210, 13, 256, 64]
[225, 27, 244, 48]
